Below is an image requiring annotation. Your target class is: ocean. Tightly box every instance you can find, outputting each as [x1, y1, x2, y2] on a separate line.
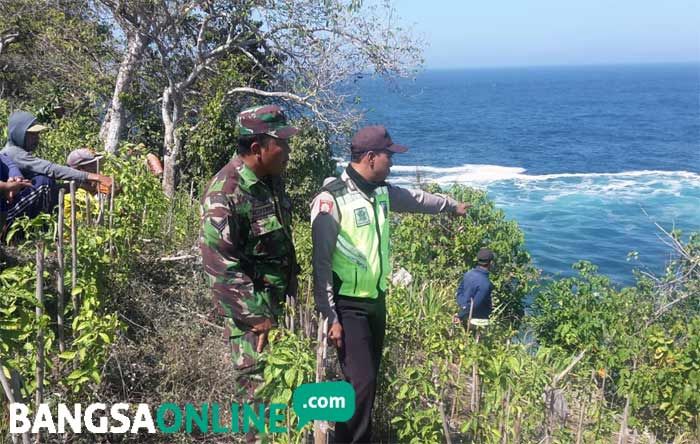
[355, 63, 700, 285]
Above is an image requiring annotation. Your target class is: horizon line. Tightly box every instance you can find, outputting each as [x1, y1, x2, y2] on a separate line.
[421, 60, 700, 71]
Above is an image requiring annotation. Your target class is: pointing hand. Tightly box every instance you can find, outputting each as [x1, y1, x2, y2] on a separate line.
[454, 202, 470, 216]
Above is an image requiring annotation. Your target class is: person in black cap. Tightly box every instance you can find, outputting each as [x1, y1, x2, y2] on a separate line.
[455, 247, 495, 329]
[310, 125, 470, 443]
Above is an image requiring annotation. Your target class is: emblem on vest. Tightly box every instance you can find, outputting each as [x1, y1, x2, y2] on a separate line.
[380, 201, 388, 217]
[354, 207, 370, 227]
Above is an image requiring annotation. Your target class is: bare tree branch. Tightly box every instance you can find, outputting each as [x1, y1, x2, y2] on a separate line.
[226, 86, 309, 103]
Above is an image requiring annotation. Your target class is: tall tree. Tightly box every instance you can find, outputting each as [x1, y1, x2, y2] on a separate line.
[96, 0, 198, 154]
[0, 0, 114, 110]
[225, 0, 423, 133]
[154, 1, 250, 196]
[101, 0, 422, 196]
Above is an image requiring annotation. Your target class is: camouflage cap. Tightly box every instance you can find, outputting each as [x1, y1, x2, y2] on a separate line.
[236, 105, 299, 139]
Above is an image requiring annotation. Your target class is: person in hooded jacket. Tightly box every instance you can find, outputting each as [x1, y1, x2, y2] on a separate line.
[1, 111, 113, 232]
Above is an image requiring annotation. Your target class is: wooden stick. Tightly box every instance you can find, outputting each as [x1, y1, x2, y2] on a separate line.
[35, 242, 45, 417]
[141, 203, 148, 227]
[552, 350, 586, 388]
[0, 362, 16, 398]
[546, 348, 587, 442]
[305, 276, 313, 338]
[285, 295, 290, 331]
[97, 189, 105, 225]
[465, 297, 474, 336]
[289, 295, 296, 332]
[0, 359, 31, 444]
[56, 188, 65, 353]
[471, 331, 480, 412]
[439, 392, 453, 444]
[575, 370, 595, 444]
[617, 359, 634, 444]
[297, 294, 303, 337]
[85, 191, 92, 225]
[500, 387, 511, 444]
[108, 176, 115, 257]
[70, 181, 79, 316]
[513, 411, 522, 444]
[158, 254, 197, 262]
[450, 355, 463, 421]
[594, 373, 606, 441]
[314, 317, 329, 444]
[575, 398, 586, 444]
[95, 158, 104, 225]
[617, 395, 630, 444]
[187, 180, 195, 234]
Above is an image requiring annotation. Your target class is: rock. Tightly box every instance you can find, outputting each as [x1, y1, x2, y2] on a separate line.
[391, 267, 413, 287]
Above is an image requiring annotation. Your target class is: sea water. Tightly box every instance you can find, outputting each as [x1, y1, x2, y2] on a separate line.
[356, 64, 700, 285]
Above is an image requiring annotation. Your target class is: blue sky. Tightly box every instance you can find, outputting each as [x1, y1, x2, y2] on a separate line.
[394, 0, 700, 68]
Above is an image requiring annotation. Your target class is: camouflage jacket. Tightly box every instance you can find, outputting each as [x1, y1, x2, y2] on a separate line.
[200, 156, 298, 328]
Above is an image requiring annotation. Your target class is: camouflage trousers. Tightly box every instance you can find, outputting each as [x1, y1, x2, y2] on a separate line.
[225, 317, 265, 398]
[225, 318, 268, 444]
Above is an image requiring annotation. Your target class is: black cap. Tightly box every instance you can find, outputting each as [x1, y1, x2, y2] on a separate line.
[350, 125, 408, 154]
[477, 248, 494, 264]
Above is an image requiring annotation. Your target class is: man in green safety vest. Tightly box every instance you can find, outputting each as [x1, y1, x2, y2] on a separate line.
[310, 125, 469, 443]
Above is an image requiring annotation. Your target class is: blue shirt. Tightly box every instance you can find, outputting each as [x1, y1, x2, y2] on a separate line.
[456, 267, 493, 320]
[1, 153, 22, 181]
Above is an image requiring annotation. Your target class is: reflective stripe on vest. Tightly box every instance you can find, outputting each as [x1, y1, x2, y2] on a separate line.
[330, 185, 391, 299]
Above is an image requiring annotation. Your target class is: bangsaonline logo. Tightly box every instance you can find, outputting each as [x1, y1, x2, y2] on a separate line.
[10, 381, 354, 435]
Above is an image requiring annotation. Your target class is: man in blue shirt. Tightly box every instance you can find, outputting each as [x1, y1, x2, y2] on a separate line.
[455, 248, 495, 328]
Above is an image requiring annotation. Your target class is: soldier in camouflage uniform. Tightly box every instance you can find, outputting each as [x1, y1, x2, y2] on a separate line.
[199, 105, 299, 413]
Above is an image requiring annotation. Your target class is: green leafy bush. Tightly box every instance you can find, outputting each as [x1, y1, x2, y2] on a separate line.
[392, 184, 538, 324]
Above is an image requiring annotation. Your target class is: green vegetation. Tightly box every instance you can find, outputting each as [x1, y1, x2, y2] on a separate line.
[253, 196, 700, 443]
[1, 1, 698, 442]
[1, 118, 698, 442]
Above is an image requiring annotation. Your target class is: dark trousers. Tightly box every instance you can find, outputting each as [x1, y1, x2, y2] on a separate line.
[334, 293, 386, 444]
[3, 175, 57, 239]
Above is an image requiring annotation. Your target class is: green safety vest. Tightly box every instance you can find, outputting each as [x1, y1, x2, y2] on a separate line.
[324, 178, 391, 299]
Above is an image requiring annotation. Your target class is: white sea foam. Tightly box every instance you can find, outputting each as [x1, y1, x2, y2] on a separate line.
[387, 163, 700, 189]
[391, 164, 527, 183]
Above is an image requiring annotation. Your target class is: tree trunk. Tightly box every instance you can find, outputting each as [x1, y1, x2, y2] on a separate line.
[100, 31, 145, 153]
[161, 87, 182, 198]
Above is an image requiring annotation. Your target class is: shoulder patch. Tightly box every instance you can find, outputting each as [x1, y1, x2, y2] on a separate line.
[318, 199, 334, 214]
[210, 216, 227, 233]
